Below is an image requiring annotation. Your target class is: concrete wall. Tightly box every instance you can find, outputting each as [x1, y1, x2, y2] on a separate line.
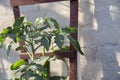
[0, 0, 120, 80]
[80, 0, 120, 80]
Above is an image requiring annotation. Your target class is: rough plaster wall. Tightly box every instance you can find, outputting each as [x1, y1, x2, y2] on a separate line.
[79, 0, 120, 80]
[0, 0, 120, 80]
[0, 0, 20, 80]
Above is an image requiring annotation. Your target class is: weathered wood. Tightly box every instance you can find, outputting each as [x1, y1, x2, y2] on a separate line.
[12, 6, 20, 19]
[69, 0, 78, 80]
[19, 51, 75, 59]
[69, 51, 77, 80]
[10, 0, 68, 6]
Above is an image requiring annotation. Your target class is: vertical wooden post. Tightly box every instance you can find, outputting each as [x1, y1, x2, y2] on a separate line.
[69, 0, 78, 80]
[12, 6, 20, 19]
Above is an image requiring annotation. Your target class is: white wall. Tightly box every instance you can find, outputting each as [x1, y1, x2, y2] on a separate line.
[0, 0, 120, 80]
[79, 0, 120, 80]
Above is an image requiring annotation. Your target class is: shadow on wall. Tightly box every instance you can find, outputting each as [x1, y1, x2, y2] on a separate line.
[0, 0, 20, 80]
[94, 0, 120, 80]
[80, 0, 120, 80]
[0, 48, 20, 80]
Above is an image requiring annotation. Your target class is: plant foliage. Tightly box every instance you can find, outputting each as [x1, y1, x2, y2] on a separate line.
[0, 17, 84, 80]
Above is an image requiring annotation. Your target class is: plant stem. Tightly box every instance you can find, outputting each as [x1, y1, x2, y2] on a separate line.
[35, 44, 41, 51]
[29, 26, 35, 61]
[31, 38, 35, 61]
[26, 49, 33, 61]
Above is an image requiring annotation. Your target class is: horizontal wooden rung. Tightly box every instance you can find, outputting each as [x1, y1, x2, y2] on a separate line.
[19, 50, 75, 59]
[10, 0, 68, 6]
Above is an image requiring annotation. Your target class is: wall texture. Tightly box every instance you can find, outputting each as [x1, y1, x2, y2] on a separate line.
[80, 0, 120, 80]
[0, 0, 120, 80]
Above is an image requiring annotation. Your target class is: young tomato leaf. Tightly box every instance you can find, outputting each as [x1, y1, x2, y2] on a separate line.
[15, 46, 26, 51]
[67, 35, 84, 55]
[48, 17, 59, 29]
[41, 37, 50, 51]
[8, 33, 17, 43]
[39, 26, 48, 32]
[13, 17, 24, 28]
[62, 27, 77, 34]
[44, 18, 51, 28]
[0, 27, 11, 35]
[6, 41, 13, 57]
[10, 59, 26, 70]
[35, 17, 41, 26]
[54, 33, 64, 49]
[0, 36, 5, 48]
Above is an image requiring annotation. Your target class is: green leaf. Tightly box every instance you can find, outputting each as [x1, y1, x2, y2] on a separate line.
[62, 27, 77, 34]
[44, 18, 51, 28]
[54, 46, 70, 52]
[0, 36, 5, 48]
[13, 17, 24, 28]
[15, 65, 27, 74]
[50, 76, 65, 80]
[34, 39, 41, 44]
[6, 41, 13, 57]
[48, 56, 57, 61]
[24, 22, 34, 26]
[39, 26, 48, 32]
[41, 37, 50, 51]
[35, 17, 41, 26]
[10, 59, 26, 70]
[15, 46, 26, 51]
[67, 35, 84, 55]
[29, 74, 44, 80]
[48, 17, 59, 29]
[35, 17, 46, 26]
[20, 69, 35, 80]
[29, 63, 49, 80]
[8, 34, 17, 43]
[55, 33, 64, 49]
[20, 69, 44, 80]
[1, 27, 10, 35]
[30, 31, 40, 38]
[33, 57, 49, 65]
[17, 35, 26, 41]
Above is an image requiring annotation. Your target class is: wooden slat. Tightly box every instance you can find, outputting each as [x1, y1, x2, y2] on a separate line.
[12, 6, 20, 19]
[10, 0, 68, 6]
[19, 51, 75, 59]
[69, 0, 78, 80]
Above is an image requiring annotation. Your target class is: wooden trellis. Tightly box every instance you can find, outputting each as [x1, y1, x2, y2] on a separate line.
[10, 0, 78, 80]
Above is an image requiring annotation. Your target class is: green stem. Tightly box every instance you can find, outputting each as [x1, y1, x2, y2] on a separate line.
[31, 38, 35, 61]
[26, 49, 33, 61]
[29, 26, 35, 61]
[35, 44, 41, 51]
[25, 40, 33, 61]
